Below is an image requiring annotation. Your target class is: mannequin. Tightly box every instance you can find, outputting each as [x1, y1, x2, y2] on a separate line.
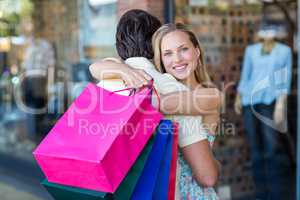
[235, 30, 287, 130]
[234, 26, 294, 200]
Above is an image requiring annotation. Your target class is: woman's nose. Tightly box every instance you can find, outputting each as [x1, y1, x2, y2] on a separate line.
[173, 52, 182, 63]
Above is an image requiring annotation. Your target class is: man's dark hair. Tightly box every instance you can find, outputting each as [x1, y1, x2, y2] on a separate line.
[116, 9, 162, 60]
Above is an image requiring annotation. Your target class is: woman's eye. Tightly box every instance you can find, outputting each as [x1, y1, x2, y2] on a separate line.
[163, 52, 171, 56]
[181, 47, 189, 51]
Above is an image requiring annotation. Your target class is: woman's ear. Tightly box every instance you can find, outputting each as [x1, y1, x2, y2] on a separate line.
[196, 47, 202, 66]
[196, 47, 201, 58]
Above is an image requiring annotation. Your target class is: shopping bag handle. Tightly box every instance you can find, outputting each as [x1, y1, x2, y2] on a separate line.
[110, 79, 160, 111]
[109, 87, 137, 96]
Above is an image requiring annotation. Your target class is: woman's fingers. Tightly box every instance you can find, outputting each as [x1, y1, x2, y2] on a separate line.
[130, 69, 152, 88]
[120, 67, 152, 88]
[132, 71, 147, 86]
[136, 69, 152, 81]
[122, 71, 146, 88]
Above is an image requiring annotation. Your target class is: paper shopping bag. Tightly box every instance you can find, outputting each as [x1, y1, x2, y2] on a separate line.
[153, 122, 178, 200]
[168, 123, 179, 200]
[131, 120, 174, 200]
[33, 83, 162, 193]
[41, 135, 156, 200]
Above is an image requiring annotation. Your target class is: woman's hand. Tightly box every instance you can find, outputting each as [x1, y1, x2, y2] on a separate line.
[120, 67, 152, 88]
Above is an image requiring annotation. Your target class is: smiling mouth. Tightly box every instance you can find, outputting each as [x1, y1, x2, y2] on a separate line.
[173, 64, 187, 71]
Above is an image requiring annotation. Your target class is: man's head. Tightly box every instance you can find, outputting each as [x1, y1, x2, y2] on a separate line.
[116, 9, 161, 60]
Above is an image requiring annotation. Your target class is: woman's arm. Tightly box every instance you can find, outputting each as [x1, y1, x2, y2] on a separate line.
[159, 88, 221, 115]
[182, 140, 220, 187]
[89, 60, 151, 88]
[89, 59, 221, 115]
[89, 59, 124, 80]
[202, 113, 220, 135]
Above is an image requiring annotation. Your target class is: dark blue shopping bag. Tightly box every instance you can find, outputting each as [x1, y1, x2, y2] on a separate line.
[131, 120, 174, 200]
[153, 123, 174, 200]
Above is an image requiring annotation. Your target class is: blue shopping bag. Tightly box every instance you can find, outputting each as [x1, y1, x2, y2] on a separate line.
[131, 120, 174, 200]
[153, 123, 174, 200]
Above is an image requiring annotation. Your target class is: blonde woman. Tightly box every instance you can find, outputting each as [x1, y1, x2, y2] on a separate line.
[152, 23, 220, 199]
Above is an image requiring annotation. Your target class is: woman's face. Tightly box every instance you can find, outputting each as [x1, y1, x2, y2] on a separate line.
[160, 30, 200, 82]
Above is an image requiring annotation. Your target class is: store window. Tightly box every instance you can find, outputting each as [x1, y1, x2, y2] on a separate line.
[174, 0, 296, 199]
[0, 0, 118, 161]
[79, 0, 118, 60]
[0, 0, 38, 160]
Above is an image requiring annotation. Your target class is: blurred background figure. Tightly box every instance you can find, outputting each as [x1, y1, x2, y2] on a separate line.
[20, 17, 55, 142]
[235, 23, 295, 200]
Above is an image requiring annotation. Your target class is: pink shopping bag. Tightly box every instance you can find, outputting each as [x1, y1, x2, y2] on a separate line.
[33, 83, 162, 193]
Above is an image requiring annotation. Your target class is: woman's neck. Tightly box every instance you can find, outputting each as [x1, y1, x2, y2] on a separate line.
[182, 73, 199, 89]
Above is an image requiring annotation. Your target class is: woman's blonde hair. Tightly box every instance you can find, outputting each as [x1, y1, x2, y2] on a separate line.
[152, 23, 211, 85]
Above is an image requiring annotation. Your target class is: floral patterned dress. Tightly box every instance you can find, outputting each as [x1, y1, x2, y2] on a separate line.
[177, 151, 219, 200]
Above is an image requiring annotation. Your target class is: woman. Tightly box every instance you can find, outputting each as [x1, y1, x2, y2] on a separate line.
[152, 23, 220, 199]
